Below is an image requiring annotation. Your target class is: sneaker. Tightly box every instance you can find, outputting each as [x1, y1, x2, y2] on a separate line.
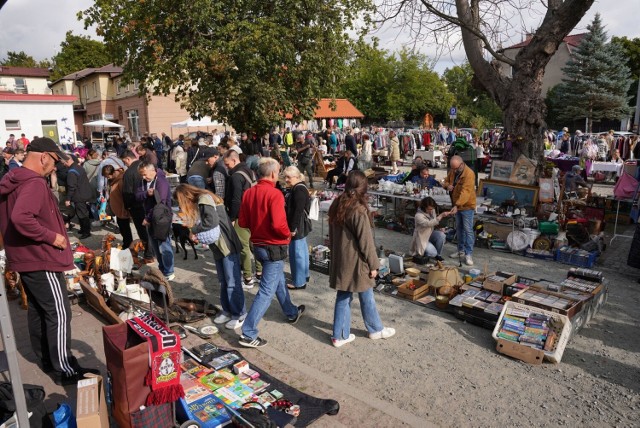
[369, 327, 396, 340]
[449, 251, 464, 258]
[225, 318, 245, 330]
[165, 273, 175, 281]
[242, 277, 254, 290]
[332, 334, 356, 348]
[287, 305, 306, 324]
[239, 335, 267, 348]
[91, 221, 102, 227]
[213, 313, 231, 325]
[434, 255, 445, 262]
[464, 255, 474, 266]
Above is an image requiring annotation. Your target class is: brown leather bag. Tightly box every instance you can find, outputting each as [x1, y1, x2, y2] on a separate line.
[103, 323, 151, 428]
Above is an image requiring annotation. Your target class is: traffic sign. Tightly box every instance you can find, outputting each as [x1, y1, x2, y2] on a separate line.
[449, 106, 457, 119]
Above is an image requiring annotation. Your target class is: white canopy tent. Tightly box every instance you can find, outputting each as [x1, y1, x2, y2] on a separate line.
[83, 119, 125, 128]
[170, 116, 227, 128]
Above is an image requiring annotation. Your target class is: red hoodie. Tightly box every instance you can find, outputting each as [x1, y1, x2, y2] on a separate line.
[0, 168, 74, 272]
[238, 179, 290, 246]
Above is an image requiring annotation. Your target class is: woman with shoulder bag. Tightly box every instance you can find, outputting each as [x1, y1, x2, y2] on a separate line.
[327, 171, 395, 347]
[284, 166, 311, 290]
[174, 184, 247, 330]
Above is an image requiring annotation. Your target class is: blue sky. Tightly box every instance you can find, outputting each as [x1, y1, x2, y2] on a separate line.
[1, 0, 638, 75]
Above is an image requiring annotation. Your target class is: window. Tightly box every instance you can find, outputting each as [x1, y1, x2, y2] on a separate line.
[5, 120, 20, 130]
[133, 79, 139, 90]
[82, 84, 89, 103]
[92, 82, 97, 97]
[124, 83, 130, 92]
[116, 79, 121, 95]
[127, 110, 140, 140]
[14, 78, 27, 94]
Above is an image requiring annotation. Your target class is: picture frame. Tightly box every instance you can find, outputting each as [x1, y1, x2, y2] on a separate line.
[509, 155, 537, 186]
[477, 179, 539, 208]
[490, 160, 515, 182]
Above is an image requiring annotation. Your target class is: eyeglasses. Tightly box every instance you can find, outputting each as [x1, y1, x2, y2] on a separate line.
[46, 152, 59, 162]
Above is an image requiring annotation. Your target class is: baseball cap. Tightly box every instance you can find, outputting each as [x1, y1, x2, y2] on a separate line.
[203, 147, 219, 158]
[26, 137, 69, 161]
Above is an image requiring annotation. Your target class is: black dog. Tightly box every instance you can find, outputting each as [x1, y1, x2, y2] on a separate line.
[172, 224, 198, 260]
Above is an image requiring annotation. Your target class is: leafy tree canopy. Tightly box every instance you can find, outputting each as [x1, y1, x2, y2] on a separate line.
[80, 0, 372, 133]
[1, 50, 50, 68]
[611, 36, 640, 107]
[50, 32, 110, 81]
[552, 14, 632, 132]
[341, 41, 452, 123]
[442, 62, 502, 130]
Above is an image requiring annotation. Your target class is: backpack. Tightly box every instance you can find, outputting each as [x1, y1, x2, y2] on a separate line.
[151, 187, 172, 240]
[235, 170, 256, 188]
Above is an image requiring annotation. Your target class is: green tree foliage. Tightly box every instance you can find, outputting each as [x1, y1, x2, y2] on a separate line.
[50, 32, 110, 80]
[80, 0, 372, 133]
[552, 14, 632, 133]
[442, 63, 502, 130]
[611, 36, 640, 107]
[341, 42, 452, 123]
[1, 50, 51, 68]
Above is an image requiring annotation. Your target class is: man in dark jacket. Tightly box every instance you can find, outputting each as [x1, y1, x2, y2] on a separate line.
[136, 162, 175, 280]
[207, 149, 227, 198]
[345, 128, 357, 156]
[295, 134, 314, 188]
[66, 157, 95, 239]
[187, 147, 217, 189]
[120, 150, 153, 259]
[223, 150, 260, 286]
[0, 138, 99, 385]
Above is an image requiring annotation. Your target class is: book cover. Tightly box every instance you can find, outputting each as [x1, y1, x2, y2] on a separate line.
[209, 353, 241, 370]
[184, 384, 212, 404]
[184, 395, 231, 426]
[199, 370, 237, 391]
[181, 360, 214, 379]
[247, 378, 270, 395]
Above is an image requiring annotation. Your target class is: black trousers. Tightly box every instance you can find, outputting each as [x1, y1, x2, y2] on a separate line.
[299, 161, 314, 188]
[74, 201, 91, 234]
[116, 216, 133, 249]
[20, 270, 78, 375]
[325, 168, 342, 186]
[129, 205, 153, 257]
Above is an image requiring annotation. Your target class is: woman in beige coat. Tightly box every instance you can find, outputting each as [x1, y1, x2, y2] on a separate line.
[388, 130, 400, 173]
[410, 197, 450, 262]
[328, 171, 395, 347]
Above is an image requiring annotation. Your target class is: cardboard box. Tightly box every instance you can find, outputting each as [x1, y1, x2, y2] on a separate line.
[76, 375, 109, 428]
[483, 272, 516, 294]
[496, 339, 544, 365]
[483, 222, 514, 240]
[512, 287, 585, 319]
[397, 279, 429, 300]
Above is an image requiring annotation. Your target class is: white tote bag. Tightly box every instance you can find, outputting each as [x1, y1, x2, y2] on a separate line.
[308, 197, 320, 221]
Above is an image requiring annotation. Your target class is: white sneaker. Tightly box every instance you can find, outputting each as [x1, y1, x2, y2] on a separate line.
[165, 273, 175, 281]
[225, 318, 245, 330]
[369, 327, 396, 340]
[332, 334, 356, 348]
[449, 251, 464, 258]
[213, 313, 231, 324]
[464, 255, 474, 266]
[242, 277, 254, 290]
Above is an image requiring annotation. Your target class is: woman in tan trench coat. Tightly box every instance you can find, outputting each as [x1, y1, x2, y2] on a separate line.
[328, 171, 395, 347]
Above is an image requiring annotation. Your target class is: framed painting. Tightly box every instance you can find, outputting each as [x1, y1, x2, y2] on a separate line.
[490, 160, 515, 182]
[477, 179, 539, 208]
[509, 155, 537, 186]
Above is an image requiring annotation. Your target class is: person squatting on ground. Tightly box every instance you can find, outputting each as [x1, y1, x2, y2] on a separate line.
[174, 184, 247, 330]
[237, 157, 305, 348]
[0, 137, 100, 385]
[327, 170, 395, 348]
[410, 197, 451, 262]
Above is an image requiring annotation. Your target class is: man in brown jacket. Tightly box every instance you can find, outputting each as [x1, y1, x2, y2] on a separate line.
[443, 155, 476, 266]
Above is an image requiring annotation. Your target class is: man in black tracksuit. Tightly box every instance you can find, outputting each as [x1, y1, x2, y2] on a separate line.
[120, 150, 153, 259]
[66, 157, 94, 239]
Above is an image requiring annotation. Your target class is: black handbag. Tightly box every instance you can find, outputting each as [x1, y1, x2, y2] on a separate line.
[231, 402, 276, 428]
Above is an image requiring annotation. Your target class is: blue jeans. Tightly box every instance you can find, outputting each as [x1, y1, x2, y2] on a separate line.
[332, 288, 384, 340]
[455, 209, 475, 256]
[289, 238, 309, 287]
[148, 231, 174, 276]
[213, 252, 246, 319]
[187, 175, 206, 189]
[425, 230, 446, 257]
[241, 246, 298, 339]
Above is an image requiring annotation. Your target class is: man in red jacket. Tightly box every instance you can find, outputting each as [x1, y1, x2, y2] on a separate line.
[237, 157, 305, 348]
[0, 138, 99, 385]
